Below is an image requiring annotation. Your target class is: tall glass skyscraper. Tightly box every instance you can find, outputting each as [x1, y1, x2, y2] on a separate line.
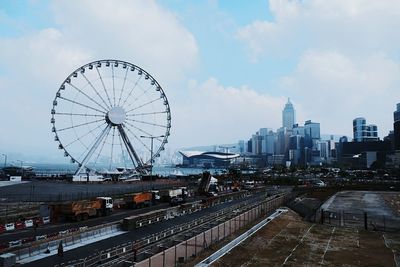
[282, 98, 295, 130]
[394, 103, 400, 150]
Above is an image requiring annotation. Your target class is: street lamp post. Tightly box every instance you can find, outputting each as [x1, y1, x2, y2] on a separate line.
[1, 154, 6, 168]
[140, 135, 165, 177]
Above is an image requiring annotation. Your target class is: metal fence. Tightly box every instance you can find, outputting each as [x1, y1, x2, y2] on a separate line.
[319, 209, 400, 232]
[12, 223, 120, 262]
[134, 194, 288, 267]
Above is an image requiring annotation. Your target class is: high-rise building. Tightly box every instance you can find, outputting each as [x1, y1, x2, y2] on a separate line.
[282, 98, 295, 130]
[394, 103, 400, 150]
[292, 124, 305, 136]
[353, 117, 379, 142]
[289, 135, 304, 165]
[238, 140, 245, 154]
[251, 128, 275, 155]
[304, 120, 320, 149]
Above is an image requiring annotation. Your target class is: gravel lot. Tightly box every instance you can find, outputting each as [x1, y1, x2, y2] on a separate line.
[211, 210, 400, 267]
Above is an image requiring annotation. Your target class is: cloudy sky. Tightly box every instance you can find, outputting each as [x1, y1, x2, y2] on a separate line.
[0, 0, 399, 163]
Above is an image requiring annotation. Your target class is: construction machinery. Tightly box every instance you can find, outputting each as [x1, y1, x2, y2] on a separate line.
[198, 171, 212, 196]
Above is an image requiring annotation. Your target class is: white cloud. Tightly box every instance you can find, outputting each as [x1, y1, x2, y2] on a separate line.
[51, 0, 198, 85]
[237, 0, 400, 137]
[237, 0, 400, 60]
[281, 50, 400, 136]
[0, 0, 198, 160]
[168, 78, 286, 147]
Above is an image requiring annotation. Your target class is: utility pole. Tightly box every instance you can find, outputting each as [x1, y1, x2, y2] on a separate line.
[140, 135, 165, 178]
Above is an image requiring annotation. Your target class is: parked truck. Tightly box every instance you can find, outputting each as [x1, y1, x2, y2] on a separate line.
[50, 197, 113, 221]
[159, 187, 187, 203]
[124, 192, 153, 208]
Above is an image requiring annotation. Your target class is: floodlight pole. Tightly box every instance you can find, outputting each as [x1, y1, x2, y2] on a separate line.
[140, 135, 165, 178]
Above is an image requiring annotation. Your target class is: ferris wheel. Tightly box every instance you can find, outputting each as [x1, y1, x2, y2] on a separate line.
[51, 59, 171, 175]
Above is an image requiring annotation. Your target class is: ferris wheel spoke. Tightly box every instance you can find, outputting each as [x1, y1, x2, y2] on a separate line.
[117, 130, 128, 169]
[117, 68, 129, 106]
[68, 82, 108, 112]
[96, 66, 113, 108]
[125, 84, 154, 109]
[126, 118, 167, 128]
[109, 127, 116, 170]
[127, 111, 167, 117]
[81, 72, 112, 110]
[117, 125, 143, 170]
[57, 118, 105, 132]
[124, 120, 163, 143]
[123, 124, 152, 153]
[93, 126, 112, 170]
[58, 96, 106, 114]
[112, 65, 116, 107]
[55, 112, 104, 118]
[64, 122, 107, 148]
[125, 98, 162, 114]
[121, 75, 142, 108]
[75, 124, 112, 175]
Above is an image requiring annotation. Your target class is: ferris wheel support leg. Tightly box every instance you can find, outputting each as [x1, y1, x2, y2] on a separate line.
[117, 125, 147, 174]
[75, 124, 111, 175]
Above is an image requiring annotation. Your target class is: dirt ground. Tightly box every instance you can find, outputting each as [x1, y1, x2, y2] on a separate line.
[383, 192, 400, 216]
[211, 210, 400, 267]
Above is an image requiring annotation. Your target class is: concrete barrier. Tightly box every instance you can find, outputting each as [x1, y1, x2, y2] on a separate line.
[8, 240, 22, 248]
[35, 235, 47, 241]
[24, 220, 33, 228]
[14, 222, 25, 230]
[59, 230, 69, 236]
[42, 217, 50, 224]
[5, 224, 14, 231]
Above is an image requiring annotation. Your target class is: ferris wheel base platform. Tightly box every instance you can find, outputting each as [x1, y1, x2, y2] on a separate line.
[72, 174, 111, 182]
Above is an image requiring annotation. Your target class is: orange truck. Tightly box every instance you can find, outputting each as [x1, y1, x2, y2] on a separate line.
[51, 197, 113, 221]
[124, 192, 153, 208]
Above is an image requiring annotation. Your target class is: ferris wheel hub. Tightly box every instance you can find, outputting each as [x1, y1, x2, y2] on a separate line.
[106, 106, 126, 125]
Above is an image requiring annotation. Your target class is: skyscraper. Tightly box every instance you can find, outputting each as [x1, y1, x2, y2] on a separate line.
[282, 98, 295, 130]
[353, 117, 379, 142]
[394, 103, 400, 150]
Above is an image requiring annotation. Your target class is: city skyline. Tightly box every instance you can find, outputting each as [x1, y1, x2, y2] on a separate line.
[0, 1, 399, 164]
